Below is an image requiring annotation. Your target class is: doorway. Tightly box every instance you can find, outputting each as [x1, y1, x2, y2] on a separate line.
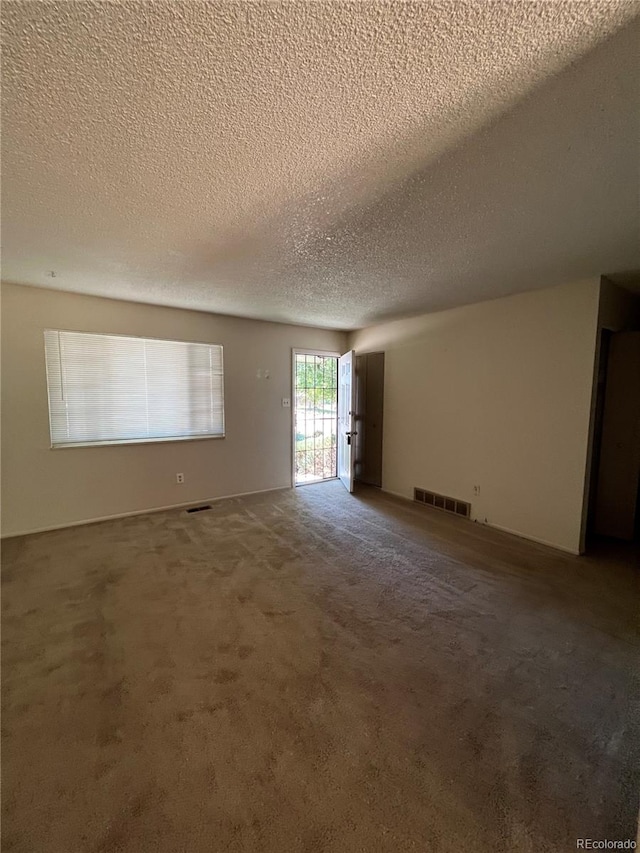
[354, 352, 385, 488]
[293, 351, 339, 485]
[587, 330, 640, 545]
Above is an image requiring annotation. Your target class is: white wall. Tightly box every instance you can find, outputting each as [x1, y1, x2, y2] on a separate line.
[1, 283, 346, 536]
[349, 280, 601, 554]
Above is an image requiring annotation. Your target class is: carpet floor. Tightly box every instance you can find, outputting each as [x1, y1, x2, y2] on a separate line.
[2, 481, 639, 852]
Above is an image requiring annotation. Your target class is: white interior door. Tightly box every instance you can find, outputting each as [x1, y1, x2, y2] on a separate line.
[338, 350, 356, 492]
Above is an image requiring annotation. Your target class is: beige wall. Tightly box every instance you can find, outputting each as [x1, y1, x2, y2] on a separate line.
[1, 283, 346, 536]
[349, 280, 601, 554]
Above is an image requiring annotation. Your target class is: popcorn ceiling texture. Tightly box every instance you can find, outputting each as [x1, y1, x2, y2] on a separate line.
[2, 1, 639, 329]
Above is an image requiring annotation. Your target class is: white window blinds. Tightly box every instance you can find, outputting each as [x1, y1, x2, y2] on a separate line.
[44, 330, 224, 448]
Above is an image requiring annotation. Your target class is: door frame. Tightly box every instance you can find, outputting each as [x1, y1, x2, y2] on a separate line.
[291, 348, 341, 488]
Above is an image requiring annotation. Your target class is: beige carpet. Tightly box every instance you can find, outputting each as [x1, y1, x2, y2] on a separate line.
[2, 481, 639, 852]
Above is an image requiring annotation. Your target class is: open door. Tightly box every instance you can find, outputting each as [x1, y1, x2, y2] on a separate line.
[338, 350, 356, 492]
[593, 331, 640, 539]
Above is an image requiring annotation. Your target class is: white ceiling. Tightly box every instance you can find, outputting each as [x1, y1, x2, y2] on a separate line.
[2, 1, 639, 330]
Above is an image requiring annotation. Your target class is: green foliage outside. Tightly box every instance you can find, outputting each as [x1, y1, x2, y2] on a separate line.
[295, 434, 336, 453]
[295, 434, 337, 479]
[295, 356, 337, 409]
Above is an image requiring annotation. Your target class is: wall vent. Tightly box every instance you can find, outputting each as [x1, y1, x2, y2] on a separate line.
[413, 488, 470, 519]
[186, 505, 212, 514]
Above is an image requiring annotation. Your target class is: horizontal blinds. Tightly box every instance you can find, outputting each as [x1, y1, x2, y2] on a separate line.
[44, 330, 224, 447]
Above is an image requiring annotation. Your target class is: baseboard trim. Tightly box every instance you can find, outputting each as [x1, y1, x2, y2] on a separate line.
[380, 488, 580, 556]
[1, 485, 291, 539]
[483, 522, 580, 556]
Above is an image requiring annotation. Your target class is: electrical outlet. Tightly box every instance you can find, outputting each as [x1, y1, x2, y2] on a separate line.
[282, 397, 291, 408]
[176, 473, 184, 484]
[473, 485, 480, 496]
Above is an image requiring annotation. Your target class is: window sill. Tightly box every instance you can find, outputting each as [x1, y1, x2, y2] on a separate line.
[51, 434, 225, 449]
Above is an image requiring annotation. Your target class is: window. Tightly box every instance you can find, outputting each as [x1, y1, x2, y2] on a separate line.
[44, 330, 224, 448]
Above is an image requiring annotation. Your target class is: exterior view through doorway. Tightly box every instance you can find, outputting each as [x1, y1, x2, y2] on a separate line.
[293, 351, 339, 485]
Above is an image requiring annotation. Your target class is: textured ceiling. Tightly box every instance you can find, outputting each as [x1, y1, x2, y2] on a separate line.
[2, 1, 639, 330]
